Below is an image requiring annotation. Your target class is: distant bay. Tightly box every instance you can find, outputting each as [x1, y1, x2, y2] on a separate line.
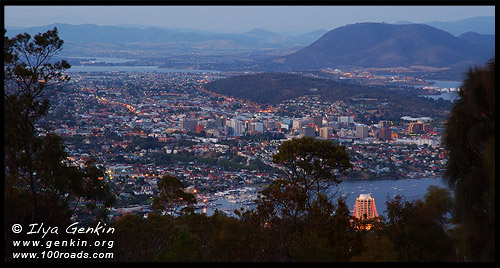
[427, 80, 462, 89]
[334, 177, 450, 217]
[418, 80, 462, 102]
[66, 57, 220, 73]
[66, 56, 138, 63]
[68, 65, 220, 73]
[197, 177, 451, 218]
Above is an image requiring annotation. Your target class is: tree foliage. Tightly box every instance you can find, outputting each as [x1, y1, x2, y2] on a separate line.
[4, 28, 114, 261]
[103, 137, 463, 262]
[384, 187, 455, 262]
[153, 175, 197, 215]
[442, 58, 495, 261]
[4, 28, 493, 264]
[271, 136, 352, 198]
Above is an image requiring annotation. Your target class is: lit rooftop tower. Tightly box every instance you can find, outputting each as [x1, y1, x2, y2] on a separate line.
[353, 193, 379, 220]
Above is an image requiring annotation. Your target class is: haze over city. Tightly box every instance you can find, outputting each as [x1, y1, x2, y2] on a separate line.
[4, 3, 496, 263]
[4, 5, 495, 34]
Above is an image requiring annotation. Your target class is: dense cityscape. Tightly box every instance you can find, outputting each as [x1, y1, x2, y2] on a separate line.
[4, 5, 495, 262]
[38, 68, 453, 220]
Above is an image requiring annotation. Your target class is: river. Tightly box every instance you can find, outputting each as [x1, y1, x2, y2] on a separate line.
[196, 177, 451, 218]
[66, 57, 220, 73]
[68, 58, 454, 218]
[417, 80, 461, 102]
[333, 177, 450, 217]
[68, 65, 220, 73]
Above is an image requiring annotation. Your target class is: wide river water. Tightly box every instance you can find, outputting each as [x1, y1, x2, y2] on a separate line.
[196, 177, 451, 218]
[67, 57, 219, 73]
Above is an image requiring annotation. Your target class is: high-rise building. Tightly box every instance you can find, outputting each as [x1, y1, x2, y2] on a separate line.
[215, 116, 225, 127]
[312, 116, 323, 127]
[378, 127, 392, 140]
[355, 124, 368, 139]
[379, 120, 390, 129]
[408, 122, 423, 134]
[292, 119, 302, 129]
[264, 120, 278, 130]
[423, 123, 433, 133]
[339, 128, 348, 138]
[229, 119, 245, 136]
[253, 122, 264, 133]
[180, 118, 198, 132]
[319, 126, 333, 139]
[299, 125, 315, 137]
[353, 193, 378, 220]
[248, 121, 264, 134]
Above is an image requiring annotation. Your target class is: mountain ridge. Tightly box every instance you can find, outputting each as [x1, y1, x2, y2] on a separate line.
[263, 22, 494, 70]
[5, 23, 325, 50]
[396, 16, 495, 36]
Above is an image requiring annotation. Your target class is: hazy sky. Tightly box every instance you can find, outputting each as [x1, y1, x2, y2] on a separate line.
[4, 5, 496, 34]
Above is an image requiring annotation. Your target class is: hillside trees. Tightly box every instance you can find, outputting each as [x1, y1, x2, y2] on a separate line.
[251, 137, 354, 260]
[4, 28, 115, 261]
[384, 186, 455, 261]
[442, 58, 495, 261]
[153, 175, 197, 215]
[257, 137, 352, 229]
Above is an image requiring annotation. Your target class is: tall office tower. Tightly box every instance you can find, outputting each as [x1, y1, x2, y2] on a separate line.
[292, 119, 302, 129]
[422, 123, 433, 133]
[253, 122, 264, 133]
[264, 120, 278, 130]
[355, 124, 369, 139]
[312, 116, 323, 127]
[408, 122, 423, 134]
[215, 116, 225, 127]
[319, 126, 333, 139]
[353, 194, 379, 220]
[339, 128, 348, 138]
[379, 120, 390, 129]
[230, 119, 245, 136]
[180, 118, 198, 132]
[299, 125, 315, 137]
[378, 127, 392, 140]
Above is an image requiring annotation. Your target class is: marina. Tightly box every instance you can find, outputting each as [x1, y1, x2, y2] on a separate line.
[194, 177, 450, 218]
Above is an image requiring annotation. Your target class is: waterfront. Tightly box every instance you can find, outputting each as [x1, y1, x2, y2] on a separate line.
[418, 80, 461, 102]
[195, 177, 450, 218]
[67, 56, 139, 63]
[420, 92, 459, 102]
[66, 57, 220, 73]
[68, 64, 220, 73]
[335, 177, 449, 217]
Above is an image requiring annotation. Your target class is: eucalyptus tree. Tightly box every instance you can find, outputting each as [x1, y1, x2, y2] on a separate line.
[4, 28, 115, 248]
[442, 58, 495, 261]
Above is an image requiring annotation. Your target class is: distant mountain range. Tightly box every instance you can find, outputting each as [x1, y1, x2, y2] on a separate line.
[396, 16, 495, 36]
[5, 17, 494, 71]
[458, 31, 495, 53]
[264, 22, 494, 70]
[4, 23, 326, 55]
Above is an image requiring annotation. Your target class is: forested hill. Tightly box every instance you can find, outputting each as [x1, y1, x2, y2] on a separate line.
[203, 72, 453, 120]
[204, 72, 365, 104]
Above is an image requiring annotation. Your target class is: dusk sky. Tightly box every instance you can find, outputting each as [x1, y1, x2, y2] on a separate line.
[4, 5, 495, 34]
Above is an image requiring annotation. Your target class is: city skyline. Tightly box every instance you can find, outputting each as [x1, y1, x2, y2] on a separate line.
[4, 2, 496, 263]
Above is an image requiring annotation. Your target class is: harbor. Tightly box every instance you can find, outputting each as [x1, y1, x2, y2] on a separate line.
[193, 177, 450, 218]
